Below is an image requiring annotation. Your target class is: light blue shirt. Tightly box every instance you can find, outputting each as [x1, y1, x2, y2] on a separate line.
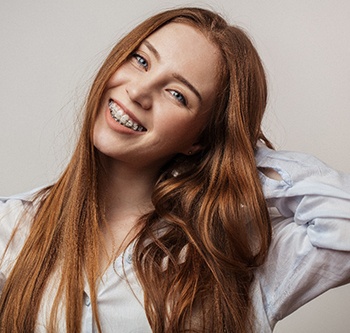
[1, 145, 350, 332]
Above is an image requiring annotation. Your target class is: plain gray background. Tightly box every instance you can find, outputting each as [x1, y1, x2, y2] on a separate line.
[1, 0, 349, 332]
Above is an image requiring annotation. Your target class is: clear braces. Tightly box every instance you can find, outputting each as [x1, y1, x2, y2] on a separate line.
[108, 100, 145, 132]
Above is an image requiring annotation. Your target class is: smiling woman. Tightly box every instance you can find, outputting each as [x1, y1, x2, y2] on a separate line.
[93, 23, 220, 171]
[0, 6, 350, 333]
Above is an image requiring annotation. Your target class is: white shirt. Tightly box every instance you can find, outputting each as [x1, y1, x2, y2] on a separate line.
[1, 145, 350, 332]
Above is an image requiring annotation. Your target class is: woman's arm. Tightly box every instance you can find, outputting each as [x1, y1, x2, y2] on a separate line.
[254, 145, 350, 329]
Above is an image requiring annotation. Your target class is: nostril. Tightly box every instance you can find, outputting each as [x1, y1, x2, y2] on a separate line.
[126, 86, 152, 110]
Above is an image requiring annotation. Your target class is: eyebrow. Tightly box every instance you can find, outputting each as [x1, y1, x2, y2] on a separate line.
[143, 40, 203, 103]
[172, 73, 202, 103]
[144, 40, 160, 60]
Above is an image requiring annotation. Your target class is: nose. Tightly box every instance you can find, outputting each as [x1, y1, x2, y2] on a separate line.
[126, 80, 153, 110]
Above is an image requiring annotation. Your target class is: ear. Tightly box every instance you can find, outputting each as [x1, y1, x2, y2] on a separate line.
[180, 142, 205, 156]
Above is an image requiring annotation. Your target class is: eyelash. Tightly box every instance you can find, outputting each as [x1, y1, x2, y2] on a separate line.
[132, 53, 148, 70]
[168, 90, 187, 106]
[131, 53, 188, 107]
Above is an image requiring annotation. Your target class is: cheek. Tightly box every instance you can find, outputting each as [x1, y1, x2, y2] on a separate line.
[159, 113, 207, 145]
[105, 66, 130, 89]
[92, 113, 106, 148]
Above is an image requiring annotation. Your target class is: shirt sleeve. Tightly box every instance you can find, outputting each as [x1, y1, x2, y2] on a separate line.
[254, 145, 350, 328]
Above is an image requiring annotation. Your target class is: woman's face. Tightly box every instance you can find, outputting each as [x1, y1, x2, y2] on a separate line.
[93, 22, 220, 170]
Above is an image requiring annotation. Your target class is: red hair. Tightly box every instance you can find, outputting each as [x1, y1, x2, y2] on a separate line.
[0, 7, 271, 333]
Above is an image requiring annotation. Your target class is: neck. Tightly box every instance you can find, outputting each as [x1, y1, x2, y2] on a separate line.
[97, 155, 161, 263]
[99, 157, 158, 221]
[99, 156, 163, 224]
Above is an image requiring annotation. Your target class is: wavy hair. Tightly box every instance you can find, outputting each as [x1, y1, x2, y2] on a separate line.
[0, 7, 272, 333]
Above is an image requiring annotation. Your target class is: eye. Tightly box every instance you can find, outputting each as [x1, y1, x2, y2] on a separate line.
[168, 90, 187, 106]
[131, 53, 148, 70]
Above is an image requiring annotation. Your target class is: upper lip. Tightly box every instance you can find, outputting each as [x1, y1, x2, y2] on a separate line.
[109, 98, 147, 130]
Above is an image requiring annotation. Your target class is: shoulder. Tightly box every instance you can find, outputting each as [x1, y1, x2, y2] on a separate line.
[0, 190, 34, 226]
[0, 185, 47, 203]
[0, 186, 45, 220]
[0, 186, 47, 264]
[0, 185, 50, 233]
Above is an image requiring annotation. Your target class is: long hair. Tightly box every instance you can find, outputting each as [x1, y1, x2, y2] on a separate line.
[0, 7, 272, 333]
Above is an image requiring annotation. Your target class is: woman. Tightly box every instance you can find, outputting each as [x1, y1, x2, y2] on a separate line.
[0, 7, 349, 333]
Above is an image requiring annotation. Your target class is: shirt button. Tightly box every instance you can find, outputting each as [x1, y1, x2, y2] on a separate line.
[126, 253, 133, 264]
[84, 295, 91, 307]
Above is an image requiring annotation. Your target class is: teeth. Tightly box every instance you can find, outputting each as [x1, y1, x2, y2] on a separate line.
[125, 120, 133, 128]
[108, 100, 145, 132]
[115, 110, 123, 120]
[120, 114, 129, 125]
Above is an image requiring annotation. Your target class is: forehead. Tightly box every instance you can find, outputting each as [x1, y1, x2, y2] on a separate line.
[145, 22, 221, 103]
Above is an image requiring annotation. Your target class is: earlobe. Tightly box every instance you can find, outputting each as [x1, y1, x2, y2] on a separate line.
[182, 143, 204, 156]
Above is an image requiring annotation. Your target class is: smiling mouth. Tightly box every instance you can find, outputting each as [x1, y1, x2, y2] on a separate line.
[108, 99, 146, 132]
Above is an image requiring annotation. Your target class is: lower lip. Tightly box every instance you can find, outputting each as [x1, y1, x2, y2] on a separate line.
[104, 104, 144, 135]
